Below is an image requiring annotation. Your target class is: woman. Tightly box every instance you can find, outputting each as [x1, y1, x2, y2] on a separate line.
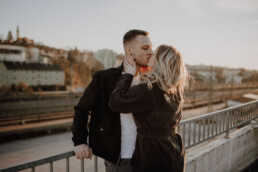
[109, 45, 188, 172]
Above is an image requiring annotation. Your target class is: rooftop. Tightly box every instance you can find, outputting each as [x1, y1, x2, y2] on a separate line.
[2, 61, 63, 71]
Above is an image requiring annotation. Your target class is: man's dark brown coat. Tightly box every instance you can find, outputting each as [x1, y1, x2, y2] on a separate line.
[72, 64, 124, 164]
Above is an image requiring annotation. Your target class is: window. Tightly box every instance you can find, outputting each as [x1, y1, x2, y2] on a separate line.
[0, 49, 21, 54]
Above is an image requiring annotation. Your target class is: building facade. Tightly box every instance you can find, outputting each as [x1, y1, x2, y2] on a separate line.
[0, 61, 64, 87]
[0, 44, 26, 62]
[94, 49, 117, 69]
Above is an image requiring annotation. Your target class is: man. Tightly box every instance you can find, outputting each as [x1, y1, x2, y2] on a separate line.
[72, 29, 153, 171]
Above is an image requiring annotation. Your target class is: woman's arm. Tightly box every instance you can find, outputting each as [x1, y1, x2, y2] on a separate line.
[109, 73, 154, 113]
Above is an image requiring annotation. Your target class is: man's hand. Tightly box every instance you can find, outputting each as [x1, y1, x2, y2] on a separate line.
[74, 144, 93, 160]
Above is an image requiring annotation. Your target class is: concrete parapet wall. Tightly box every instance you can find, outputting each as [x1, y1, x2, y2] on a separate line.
[185, 119, 258, 172]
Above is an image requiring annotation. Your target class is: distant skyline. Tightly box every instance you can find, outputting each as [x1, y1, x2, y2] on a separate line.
[1, 0, 258, 70]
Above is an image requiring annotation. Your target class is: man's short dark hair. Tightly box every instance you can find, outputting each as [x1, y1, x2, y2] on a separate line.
[123, 29, 149, 45]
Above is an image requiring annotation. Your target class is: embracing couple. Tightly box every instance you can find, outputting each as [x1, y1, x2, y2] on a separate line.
[72, 29, 187, 172]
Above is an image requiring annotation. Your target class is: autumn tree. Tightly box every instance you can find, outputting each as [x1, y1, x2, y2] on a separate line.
[84, 52, 104, 76]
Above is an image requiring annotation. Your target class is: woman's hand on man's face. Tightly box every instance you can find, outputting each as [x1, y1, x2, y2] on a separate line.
[124, 59, 136, 75]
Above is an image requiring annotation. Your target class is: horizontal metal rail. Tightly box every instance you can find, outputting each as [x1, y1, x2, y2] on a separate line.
[0, 100, 257, 172]
[0, 151, 98, 172]
[0, 150, 75, 172]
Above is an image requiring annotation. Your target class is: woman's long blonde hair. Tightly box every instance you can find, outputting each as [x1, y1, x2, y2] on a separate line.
[140, 44, 188, 104]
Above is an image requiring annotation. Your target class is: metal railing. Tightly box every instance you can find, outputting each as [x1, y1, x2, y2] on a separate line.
[0, 151, 98, 172]
[0, 100, 257, 172]
[178, 100, 258, 149]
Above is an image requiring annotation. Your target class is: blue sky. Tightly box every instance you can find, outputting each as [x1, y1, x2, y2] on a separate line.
[1, 0, 258, 70]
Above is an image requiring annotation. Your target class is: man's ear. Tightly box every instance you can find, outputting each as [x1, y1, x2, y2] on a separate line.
[124, 46, 134, 65]
[125, 46, 133, 56]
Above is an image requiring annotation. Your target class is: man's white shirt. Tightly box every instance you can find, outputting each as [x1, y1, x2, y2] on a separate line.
[120, 73, 139, 158]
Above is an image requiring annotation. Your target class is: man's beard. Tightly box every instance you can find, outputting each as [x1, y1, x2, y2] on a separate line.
[133, 55, 149, 67]
[136, 62, 148, 68]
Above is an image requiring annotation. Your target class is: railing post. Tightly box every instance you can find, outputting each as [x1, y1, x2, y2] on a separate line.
[198, 121, 201, 142]
[94, 156, 98, 172]
[183, 124, 186, 145]
[225, 111, 230, 138]
[50, 162, 53, 172]
[193, 122, 196, 144]
[81, 159, 84, 172]
[188, 123, 191, 146]
[66, 157, 69, 172]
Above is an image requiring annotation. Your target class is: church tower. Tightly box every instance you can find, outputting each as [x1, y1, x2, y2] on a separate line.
[16, 26, 20, 40]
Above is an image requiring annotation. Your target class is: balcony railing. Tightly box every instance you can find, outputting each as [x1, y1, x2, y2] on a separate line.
[178, 100, 258, 149]
[0, 100, 257, 172]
